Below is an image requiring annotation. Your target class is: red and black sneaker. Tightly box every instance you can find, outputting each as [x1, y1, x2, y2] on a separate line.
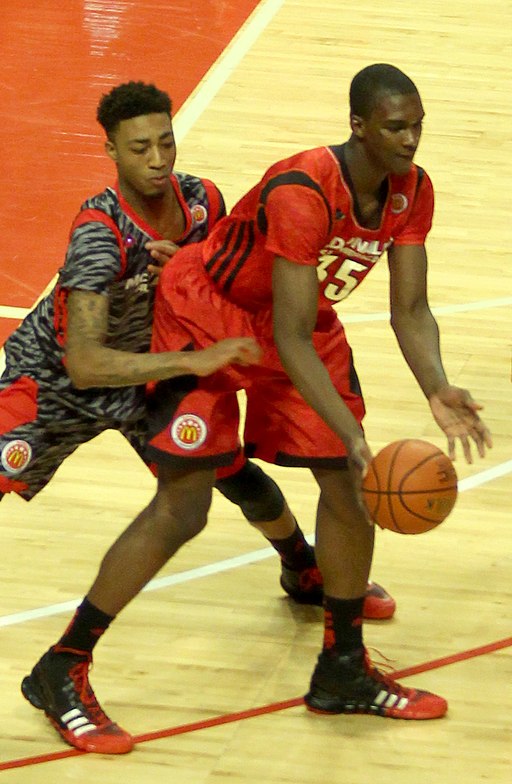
[280, 562, 324, 606]
[21, 649, 134, 753]
[305, 648, 447, 720]
[280, 561, 396, 620]
[364, 582, 396, 620]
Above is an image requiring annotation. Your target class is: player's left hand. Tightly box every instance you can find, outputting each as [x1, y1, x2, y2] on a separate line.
[145, 240, 179, 278]
[346, 437, 374, 525]
[428, 385, 493, 463]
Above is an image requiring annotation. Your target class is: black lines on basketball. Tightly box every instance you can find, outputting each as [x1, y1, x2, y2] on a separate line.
[362, 439, 458, 534]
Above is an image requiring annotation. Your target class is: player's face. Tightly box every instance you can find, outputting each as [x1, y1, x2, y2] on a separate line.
[355, 91, 424, 176]
[106, 113, 176, 199]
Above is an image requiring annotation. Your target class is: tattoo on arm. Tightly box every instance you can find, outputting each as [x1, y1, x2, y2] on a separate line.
[66, 290, 109, 350]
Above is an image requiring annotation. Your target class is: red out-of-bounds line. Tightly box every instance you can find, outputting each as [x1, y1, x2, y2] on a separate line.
[2, 636, 511, 772]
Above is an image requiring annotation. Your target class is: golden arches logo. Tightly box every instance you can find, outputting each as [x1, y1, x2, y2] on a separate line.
[178, 424, 200, 444]
[171, 415, 207, 450]
[1, 439, 32, 474]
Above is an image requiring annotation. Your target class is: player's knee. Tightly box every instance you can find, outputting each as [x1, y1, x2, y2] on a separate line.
[153, 471, 212, 548]
[312, 465, 363, 519]
[150, 504, 208, 557]
[179, 507, 209, 541]
[215, 460, 285, 522]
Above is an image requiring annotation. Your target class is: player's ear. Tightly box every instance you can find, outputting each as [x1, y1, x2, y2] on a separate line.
[350, 113, 366, 138]
[105, 139, 117, 162]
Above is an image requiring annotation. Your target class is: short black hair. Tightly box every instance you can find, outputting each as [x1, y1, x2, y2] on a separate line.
[350, 64, 418, 118]
[97, 81, 172, 138]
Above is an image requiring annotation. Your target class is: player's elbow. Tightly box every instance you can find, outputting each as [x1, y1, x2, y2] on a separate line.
[65, 365, 95, 389]
[64, 349, 98, 389]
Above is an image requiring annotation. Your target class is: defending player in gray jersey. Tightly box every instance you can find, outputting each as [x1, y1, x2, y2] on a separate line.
[0, 171, 225, 497]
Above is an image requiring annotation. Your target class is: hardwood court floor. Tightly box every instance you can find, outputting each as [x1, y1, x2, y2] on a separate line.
[0, 0, 511, 781]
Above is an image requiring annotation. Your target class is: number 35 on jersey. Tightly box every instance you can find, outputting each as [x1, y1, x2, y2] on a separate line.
[317, 236, 393, 302]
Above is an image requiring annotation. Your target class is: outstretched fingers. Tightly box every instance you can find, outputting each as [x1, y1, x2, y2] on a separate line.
[429, 386, 492, 464]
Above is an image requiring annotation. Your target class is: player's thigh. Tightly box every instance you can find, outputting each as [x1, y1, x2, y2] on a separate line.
[244, 324, 365, 464]
[145, 385, 242, 467]
[244, 377, 349, 464]
[311, 465, 362, 516]
[154, 463, 216, 533]
[0, 375, 105, 498]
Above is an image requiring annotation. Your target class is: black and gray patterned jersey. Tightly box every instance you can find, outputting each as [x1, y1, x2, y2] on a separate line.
[2, 172, 225, 423]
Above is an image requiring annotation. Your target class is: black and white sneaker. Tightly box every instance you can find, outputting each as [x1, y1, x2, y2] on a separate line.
[305, 648, 447, 720]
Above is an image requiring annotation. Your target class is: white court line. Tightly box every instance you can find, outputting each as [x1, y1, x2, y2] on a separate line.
[172, 0, 285, 144]
[341, 296, 512, 323]
[1, 458, 511, 629]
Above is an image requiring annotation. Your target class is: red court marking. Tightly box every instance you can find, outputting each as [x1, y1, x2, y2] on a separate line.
[0, 319, 22, 346]
[2, 636, 511, 772]
[0, 0, 261, 309]
[387, 636, 512, 679]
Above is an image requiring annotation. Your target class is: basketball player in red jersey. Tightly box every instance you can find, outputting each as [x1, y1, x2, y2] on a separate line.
[15, 81, 395, 755]
[143, 63, 491, 722]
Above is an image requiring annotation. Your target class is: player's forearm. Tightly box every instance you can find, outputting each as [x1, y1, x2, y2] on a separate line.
[275, 333, 363, 446]
[391, 306, 449, 398]
[65, 344, 196, 389]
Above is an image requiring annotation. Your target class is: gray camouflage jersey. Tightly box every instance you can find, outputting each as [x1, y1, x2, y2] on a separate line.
[0, 172, 224, 498]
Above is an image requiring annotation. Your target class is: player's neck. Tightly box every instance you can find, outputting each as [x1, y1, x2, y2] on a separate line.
[120, 183, 185, 240]
[344, 137, 389, 197]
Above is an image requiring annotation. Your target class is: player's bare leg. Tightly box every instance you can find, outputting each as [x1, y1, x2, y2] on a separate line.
[22, 466, 215, 753]
[88, 466, 215, 615]
[250, 504, 297, 539]
[313, 467, 374, 598]
[217, 462, 395, 618]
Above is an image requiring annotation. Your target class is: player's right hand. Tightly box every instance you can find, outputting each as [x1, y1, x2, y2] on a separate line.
[192, 338, 262, 377]
[429, 384, 493, 463]
[145, 239, 180, 278]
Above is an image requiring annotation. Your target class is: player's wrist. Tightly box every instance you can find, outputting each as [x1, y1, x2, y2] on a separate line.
[423, 377, 451, 400]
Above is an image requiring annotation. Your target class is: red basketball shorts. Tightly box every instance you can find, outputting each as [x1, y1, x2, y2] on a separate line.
[146, 245, 365, 469]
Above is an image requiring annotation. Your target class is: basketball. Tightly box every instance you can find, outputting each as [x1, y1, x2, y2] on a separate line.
[362, 439, 458, 534]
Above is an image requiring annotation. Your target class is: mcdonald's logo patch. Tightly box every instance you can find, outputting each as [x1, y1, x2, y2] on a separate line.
[191, 204, 207, 224]
[170, 414, 207, 450]
[1, 439, 32, 474]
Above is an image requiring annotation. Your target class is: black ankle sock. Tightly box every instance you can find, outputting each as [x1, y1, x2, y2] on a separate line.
[54, 597, 114, 656]
[323, 595, 365, 654]
[268, 526, 315, 570]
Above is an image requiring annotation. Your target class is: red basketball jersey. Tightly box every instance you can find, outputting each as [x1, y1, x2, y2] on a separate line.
[201, 144, 433, 325]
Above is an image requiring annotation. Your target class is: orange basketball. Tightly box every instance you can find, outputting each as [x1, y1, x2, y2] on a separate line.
[362, 439, 458, 534]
